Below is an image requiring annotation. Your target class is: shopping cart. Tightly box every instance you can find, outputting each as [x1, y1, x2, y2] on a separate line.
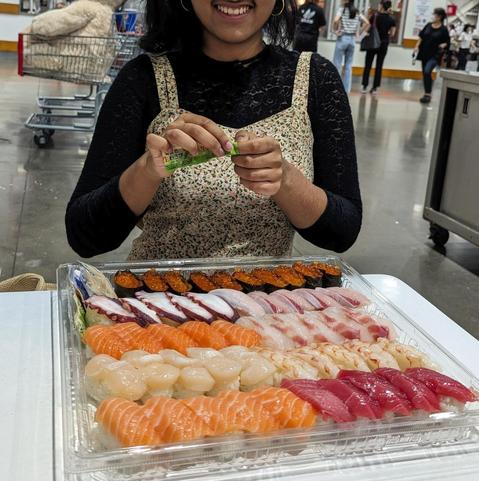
[18, 13, 142, 147]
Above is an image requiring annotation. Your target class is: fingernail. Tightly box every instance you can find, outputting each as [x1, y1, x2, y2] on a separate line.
[225, 141, 233, 151]
[217, 148, 225, 157]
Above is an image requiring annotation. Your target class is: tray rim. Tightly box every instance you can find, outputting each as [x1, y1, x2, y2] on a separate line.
[54, 255, 479, 476]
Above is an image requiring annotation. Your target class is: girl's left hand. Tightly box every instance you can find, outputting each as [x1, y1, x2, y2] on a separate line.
[233, 130, 287, 197]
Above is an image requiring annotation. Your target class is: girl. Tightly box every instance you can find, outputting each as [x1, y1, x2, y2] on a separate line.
[66, 0, 362, 260]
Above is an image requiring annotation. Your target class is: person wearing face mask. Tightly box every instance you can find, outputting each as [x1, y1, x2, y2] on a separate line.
[65, 0, 362, 260]
[414, 7, 450, 104]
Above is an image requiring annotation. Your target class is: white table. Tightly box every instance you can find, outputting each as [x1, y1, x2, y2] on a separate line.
[1, 275, 478, 481]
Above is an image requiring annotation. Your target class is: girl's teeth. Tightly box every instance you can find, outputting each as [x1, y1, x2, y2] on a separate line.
[217, 5, 250, 16]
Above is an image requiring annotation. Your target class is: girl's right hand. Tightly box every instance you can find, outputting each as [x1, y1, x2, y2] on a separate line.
[145, 113, 231, 181]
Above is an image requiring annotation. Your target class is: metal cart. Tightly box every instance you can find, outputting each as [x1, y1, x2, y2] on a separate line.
[17, 12, 142, 147]
[423, 70, 479, 248]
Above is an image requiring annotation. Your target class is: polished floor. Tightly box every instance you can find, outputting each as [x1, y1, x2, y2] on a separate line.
[1, 52, 478, 338]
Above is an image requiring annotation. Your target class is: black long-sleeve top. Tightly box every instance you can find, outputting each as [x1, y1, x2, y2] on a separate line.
[66, 46, 362, 258]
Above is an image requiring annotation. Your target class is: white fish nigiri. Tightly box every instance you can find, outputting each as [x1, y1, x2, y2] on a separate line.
[211, 289, 265, 317]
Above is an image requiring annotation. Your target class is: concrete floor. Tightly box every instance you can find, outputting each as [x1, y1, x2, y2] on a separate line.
[1, 52, 478, 339]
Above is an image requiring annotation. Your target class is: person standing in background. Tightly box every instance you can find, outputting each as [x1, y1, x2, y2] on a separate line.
[414, 8, 450, 104]
[333, 0, 369, 93]
[446, 24, 459, 68]
[457, 24, 474, 70]
[361, 0, 396, 95]
[293, 0, 327, 53]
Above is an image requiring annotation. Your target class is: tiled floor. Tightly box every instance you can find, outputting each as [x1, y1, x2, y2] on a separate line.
[1, 52, 478, 338]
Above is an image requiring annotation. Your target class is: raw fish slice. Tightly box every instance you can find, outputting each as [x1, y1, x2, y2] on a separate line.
[346, 309, 396, 341]
[269, 292, 302, 313]
[294, 313, 345, 344]
[143, 396, 212, 442]
[136, 291, 188, 324]
[314, 343, 370, 371]
[316, 288, 356, 307]
[281, 379, 355, 423]
[376, 368, 440, 412]
[211, 289, 265, 317]
[376, 339, 437, 370]
[175, 366, 216, 396]
[236, 316, 295, 351]
[262, 292, 297, 313]
[265, 314, 309, 347]
[96, 398, 163, 447]
[309, 310, 361, 340]
[147, 324, 198, 354]
[183, 396, 235, 435]
[344, 340, 400, 370]
[120, 350, 149, 368]
[248, 387, 317, 428]
[216, 390, 281, 432]
[256, 348, 318, 385]
[186, 347, 223, 361]
[289, 347, 339, 379]
[121, 297, 161, 326]
[85, 295, 138, 325]
[140, 363, 180, 398]
[112, 322, 164, 353]
[311, 289, 343, 308]
[179, 321, 229, 349]
[248, 292, 276, 314]
[211, 320, 263, 347]
[84, 325, 131, 359]
[292, 289, 325, 310]
[325, 287, 371, 307]
[319, 307, 374, 342]
[273, 289, 316, 311]
[167, 294, 213, 323]
[185, 292, 237, 321]
[405, 368, 477, 403]
[159, 349, 202, 368]
[316, 379, 383, 419]
[337, 370, 412, 416]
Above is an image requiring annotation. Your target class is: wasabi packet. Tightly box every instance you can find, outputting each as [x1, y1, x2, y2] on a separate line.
[164, 141, 240, 172]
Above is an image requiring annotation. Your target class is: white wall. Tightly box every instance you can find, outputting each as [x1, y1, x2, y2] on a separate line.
[0, 14, 31, 41]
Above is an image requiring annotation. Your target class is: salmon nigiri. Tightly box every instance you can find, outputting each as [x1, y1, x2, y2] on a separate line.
[84, 325, 130, 359]
[147, 324, 198, 354]
[185, 390, 279, 435]
[111, 322, 165, 353]
[211, 320, 263, 347]
[248, 387, 317, 428]
[95, 398, 163, 447]
[144, 397, 212, 443]
[178, 321, 229, 350]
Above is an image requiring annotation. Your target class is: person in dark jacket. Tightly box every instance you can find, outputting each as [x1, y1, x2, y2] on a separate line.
[361, 1, 396, 95]
[414, 8, 450, 104]
[293, 0, 327, 52]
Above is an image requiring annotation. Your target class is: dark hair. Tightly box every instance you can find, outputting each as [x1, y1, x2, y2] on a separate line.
[380, 0, 392, 11]
[343, 1, 358, 19]
[463, 23, 474, 32]
[140, 0, 297, 53]
[433, 7, 447, 23]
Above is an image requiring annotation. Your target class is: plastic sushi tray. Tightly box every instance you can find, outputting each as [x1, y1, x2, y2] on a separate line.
[54, 256, 479, 481]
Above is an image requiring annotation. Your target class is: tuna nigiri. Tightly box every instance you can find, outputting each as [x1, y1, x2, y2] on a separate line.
[376, 368, 440, 412]
[405, 368, 477, 403]
[337, 370, 412, 416]
[281, 379, 355, 423]
[316, 379, 383, 419]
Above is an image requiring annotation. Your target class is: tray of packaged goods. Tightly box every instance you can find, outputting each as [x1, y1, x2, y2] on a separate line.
[53, 256, 479, 481]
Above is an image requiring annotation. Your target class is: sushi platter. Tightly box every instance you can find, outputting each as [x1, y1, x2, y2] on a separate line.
[54, 256, 479, 481]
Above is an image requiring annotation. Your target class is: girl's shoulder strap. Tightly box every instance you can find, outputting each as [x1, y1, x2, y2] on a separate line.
[148, 54, 179, 110]
[292, 52, 313, 108]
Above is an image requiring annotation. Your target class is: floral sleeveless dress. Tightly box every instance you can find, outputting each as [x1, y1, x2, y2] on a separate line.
[128, 52, 314, 260]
